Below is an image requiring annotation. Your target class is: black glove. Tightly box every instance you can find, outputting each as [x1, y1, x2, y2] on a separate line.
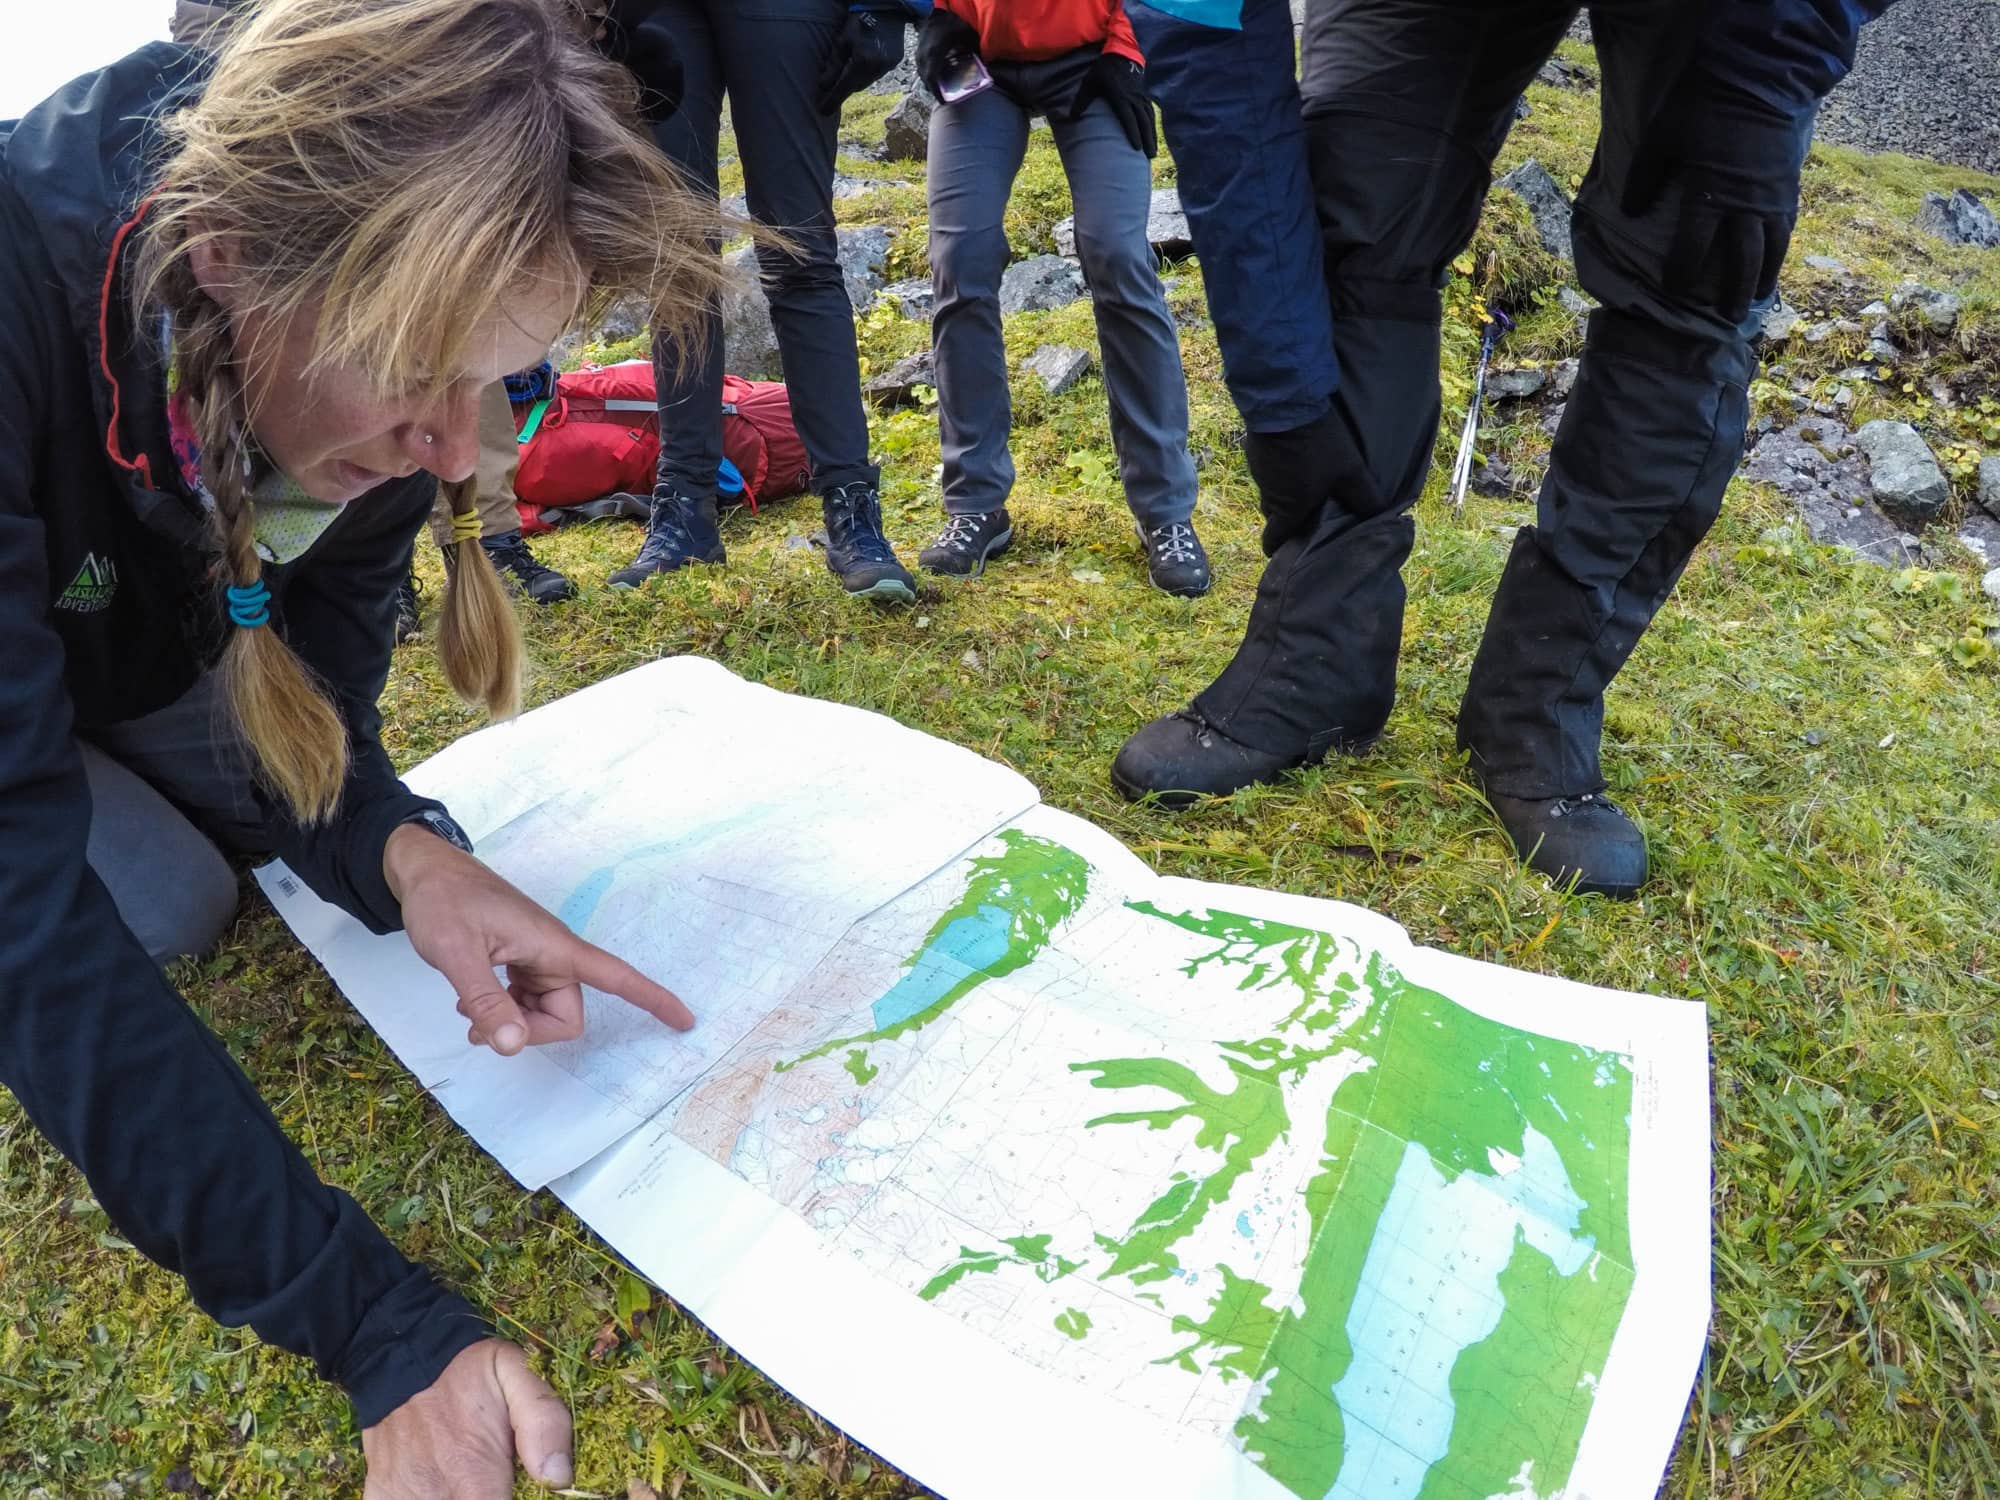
[600, 0, 686, 123]
[816, 5, 909, 115]
[914, 9, 982, 100]
[1621, 80, 1804, 326]
[1070, 51, 1156, 158]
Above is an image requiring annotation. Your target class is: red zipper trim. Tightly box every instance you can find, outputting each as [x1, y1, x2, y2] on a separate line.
[98, 196, 157, 490]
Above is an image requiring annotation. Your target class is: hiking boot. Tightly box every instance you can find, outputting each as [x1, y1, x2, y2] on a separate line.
[607, 490, 724, 590]
[1111, 707, 1376, 808]
[480, 529, 577, 604]
[821, 481, 916, 602]
[1138, 519, 1211, 598]
[1482, 788, 1648, 900]
[918, 508, 1013, 578]
[394, 567, 422, 644]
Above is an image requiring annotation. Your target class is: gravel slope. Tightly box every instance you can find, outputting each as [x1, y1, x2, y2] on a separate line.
[1814, 0, 2000, 175]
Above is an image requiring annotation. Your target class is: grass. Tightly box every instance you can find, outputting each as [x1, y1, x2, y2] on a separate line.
[5, 55, 2000, 1500]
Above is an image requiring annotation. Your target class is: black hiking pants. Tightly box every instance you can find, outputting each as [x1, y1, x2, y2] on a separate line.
[647, 0, 878, 501]
[1193, 0, 1821, 799]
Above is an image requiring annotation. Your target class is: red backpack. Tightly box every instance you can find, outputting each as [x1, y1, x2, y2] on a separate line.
[511, 362, 810, 531]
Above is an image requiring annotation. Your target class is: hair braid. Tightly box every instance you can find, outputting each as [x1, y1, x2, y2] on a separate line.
[177, 303, 351, 822]
[437, 477, 522, 718]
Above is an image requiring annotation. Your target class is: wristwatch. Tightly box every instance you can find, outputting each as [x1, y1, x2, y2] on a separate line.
[400, 806, 474, 854]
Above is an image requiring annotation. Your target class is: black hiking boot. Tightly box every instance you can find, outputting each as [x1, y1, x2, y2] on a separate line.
[918, 508, 1013, 577]
[821, 481, 916, 602]
[1111, 706, 1377, 808]
[394, 566, 423, 643]
[1138, 519, 1211, 598]
[1481, 787, 1649, 900]
[480, 529, 577, 604]
[607, 490, 725, 590]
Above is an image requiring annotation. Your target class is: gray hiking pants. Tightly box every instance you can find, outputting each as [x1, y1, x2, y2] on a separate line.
[79, 672, 262, 967]
[928, 87, 1197, 527]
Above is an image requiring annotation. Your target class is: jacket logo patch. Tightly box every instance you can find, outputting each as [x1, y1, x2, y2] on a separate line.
[55, 552, 119, 614]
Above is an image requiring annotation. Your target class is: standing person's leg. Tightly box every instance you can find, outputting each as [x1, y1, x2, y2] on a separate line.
[612, 0, 730, 588]
[1126, 0, 1342, 548]
[1113, 0, 1570, 804]
[915, 84, 1030, 579]
[1457, 2, 1824, 896]
[1050, 101, 1208, 598]
[713, 1, 915, 601]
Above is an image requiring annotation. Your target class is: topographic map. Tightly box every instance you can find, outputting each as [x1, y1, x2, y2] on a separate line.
[262, 658, 1709, 1500]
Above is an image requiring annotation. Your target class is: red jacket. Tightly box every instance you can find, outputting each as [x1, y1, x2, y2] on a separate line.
[935, 0, 1142, 66]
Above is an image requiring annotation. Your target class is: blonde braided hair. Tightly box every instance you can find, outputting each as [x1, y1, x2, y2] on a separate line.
[133, 0, 724, 821]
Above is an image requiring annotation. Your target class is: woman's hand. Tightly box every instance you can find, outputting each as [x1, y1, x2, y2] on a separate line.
[384, 822, 694, 1054]
[363, 1339, 572, 1498]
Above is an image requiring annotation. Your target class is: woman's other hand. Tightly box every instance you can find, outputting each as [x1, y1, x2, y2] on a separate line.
[363, 1339, 573, 1497]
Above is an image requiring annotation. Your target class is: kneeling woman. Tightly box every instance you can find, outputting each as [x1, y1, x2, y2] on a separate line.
[1, 0, 716, 1487]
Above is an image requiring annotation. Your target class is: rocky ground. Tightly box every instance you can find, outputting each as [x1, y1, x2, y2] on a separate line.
[1818, 0, 2000, 176]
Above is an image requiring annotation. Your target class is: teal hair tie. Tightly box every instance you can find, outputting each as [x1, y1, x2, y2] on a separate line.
[226, 580, 272, 628]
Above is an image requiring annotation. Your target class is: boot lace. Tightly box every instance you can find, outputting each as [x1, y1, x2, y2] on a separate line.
[934, 512, 995, 553]
[824, 482, 897, 564]
[1146, 522, 1201, 566]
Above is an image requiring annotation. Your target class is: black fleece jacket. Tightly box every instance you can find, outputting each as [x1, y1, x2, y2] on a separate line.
[0, 45, 487, 1426]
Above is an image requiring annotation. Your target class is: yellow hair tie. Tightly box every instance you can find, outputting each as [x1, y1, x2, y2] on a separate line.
[450, 508, 481, 543]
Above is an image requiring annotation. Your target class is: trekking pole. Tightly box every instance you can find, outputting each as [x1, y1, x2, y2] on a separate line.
[1449, 309, 1511, 515]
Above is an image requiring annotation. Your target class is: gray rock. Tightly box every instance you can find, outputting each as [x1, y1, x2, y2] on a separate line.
[1471, 458, 1533, 498]
[1889, 282, 1964, 333]
[1758, 299, 1801, 341]
[836, 225, 893, 310]
[1535, 56, 1596, 88]
[721, 193, 749, 221]
[831, 174, 895, 200]
[1741, 423, 1924, 566]
[720, 226, 892, 375]
[1802, 321, 1836, 345]
[1980, 455, 2000, 518]
[863, 349, 936, 407]
[1855, 418, 1950, 524]
[593, 294, 650, 342]
[720, 246, 780, 378]
[1055, 188, 1193, 261]
[1496, 159, 1573, 261]
[880, 277, 934, 320]
[1550, 358, 1580, 399]
[884, 91, 934, 161]
[1959, 511, 2000, 563]
[1913, 188, 2000, 249]
[999, 254, 1089, 315]
[1146, 188, 1194, 258]
[1802, 253, 1850, 275]
[1487, 366, 1547, 401]
[1859, 299, 1891, 317]
[1021, 343, 1094, 395]
[1558, 286, 1595, 319]
[866, 29, 920, 97]
[1984, 566, 2000, 605]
